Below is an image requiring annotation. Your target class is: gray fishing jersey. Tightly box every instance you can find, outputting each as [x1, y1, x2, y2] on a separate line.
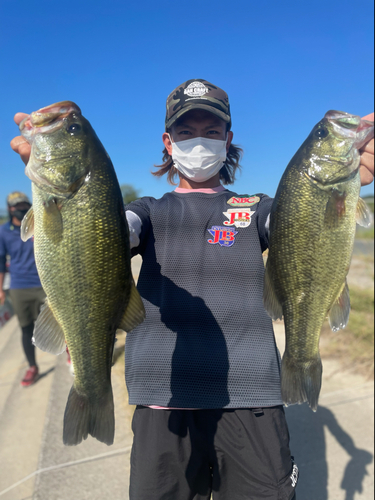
[125, 190, 282, 408]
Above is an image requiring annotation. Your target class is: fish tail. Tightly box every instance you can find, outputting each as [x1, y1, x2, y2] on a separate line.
[281, 353, 322, 412]
[63, 384, 115, 446]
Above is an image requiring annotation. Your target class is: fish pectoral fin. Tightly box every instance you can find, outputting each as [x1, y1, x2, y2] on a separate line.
[328, 280, 351, 332]
[263, 265, 283, 320]
[119, 282, 146, 332]
[20, 207, 35, 241]
[324, 189, 347, 229]
[356, 197, 373, 228]
[33, 299, 66, 355]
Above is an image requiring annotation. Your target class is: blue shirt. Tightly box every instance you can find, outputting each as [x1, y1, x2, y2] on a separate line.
[0, 221, 42, 289]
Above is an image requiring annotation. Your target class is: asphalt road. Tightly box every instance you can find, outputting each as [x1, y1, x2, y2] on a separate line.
[0, 254, 373, 500]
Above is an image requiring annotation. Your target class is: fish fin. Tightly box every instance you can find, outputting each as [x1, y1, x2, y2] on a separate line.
[328, 280, 351, 332]
[281, 352, 322, 412]
[32, 299, 66, 355]
[119, 282, 146, 332]
[263, 265, 283, 320]
[324, 189, 347, 229]
[20, 207, 35, 241]
[63, 384, 114, 446]
[356, 198, 373, 228]
[43, 198, 63, 243]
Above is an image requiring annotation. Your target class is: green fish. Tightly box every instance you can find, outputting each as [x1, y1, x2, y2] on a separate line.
[20, 101, 145, 445]
[263, 110, 373, 411]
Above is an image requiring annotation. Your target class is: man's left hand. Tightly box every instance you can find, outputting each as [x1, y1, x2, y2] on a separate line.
[359, 113, 374, 186]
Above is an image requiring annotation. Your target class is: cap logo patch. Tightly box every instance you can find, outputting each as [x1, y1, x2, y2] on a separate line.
[223, 209, 255, 228]
[184, 81, 209, 98]
[227, 196, 260, 207]
[207, 226, 238, 247]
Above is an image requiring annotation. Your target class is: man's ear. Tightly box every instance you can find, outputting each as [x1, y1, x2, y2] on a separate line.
[162, 132, 173, 156]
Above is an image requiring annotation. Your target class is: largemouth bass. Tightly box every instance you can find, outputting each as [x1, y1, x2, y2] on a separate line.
[263, 110, 373, 411]
[20, 101, 145, 445]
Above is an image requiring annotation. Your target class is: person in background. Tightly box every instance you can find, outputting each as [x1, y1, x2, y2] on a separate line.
[0, 191, 46, 386]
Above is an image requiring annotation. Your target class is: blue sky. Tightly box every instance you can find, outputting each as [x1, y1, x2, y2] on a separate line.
[0, 0, 374, 211]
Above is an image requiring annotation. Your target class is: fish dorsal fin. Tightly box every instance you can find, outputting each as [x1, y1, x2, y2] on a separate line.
[263, 264, 283, 321]
[119, 282, 146, 332]
[356, 198, 373, 228]
[328, 280, 351, 332]
[33, 299, 66, 354]
[21, 207, 35, 242]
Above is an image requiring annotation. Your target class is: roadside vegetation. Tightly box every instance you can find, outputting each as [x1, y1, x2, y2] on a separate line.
[263, 249, 374, 379]
[320, 284, 374, 378]
[356, 225, 374, 239]
[357, 194, 374, 239]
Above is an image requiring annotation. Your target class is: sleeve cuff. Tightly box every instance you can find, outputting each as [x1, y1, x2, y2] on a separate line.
[126, 210, 143, 249]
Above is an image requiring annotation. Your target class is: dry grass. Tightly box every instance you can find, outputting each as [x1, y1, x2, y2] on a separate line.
[320, 285, 374, 378]
[264, 248, 374, 378]
[112, 330, 136, 424]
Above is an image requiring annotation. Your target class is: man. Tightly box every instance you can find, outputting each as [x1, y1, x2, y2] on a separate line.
[123, 81, 374, 499]
[0, 191, 45, 386]
[10, 81, 374, 499]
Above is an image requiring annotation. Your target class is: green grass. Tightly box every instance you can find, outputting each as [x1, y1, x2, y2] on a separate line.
[356, 226, 374, 239]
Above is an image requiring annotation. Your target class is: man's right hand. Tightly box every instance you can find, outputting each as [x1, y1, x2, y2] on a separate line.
[0, 289, 6, 306]
[10, 113, 31, 166]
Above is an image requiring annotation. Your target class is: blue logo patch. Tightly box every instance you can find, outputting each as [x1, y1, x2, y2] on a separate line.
[207, 226, 238, 247]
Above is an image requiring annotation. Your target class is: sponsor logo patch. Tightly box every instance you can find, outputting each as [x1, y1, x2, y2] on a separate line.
[207, 226, 238, 247]
[184, 81, 209, 98]
[223, 208, 255, 228]
[227, 195, 260, 207]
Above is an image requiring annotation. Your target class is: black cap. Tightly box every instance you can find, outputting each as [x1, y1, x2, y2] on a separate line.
[165, 79, 231, 130]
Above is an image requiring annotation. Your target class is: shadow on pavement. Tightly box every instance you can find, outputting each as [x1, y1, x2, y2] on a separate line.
[286, 404, 373, 500]
[35, 366, 55, 384]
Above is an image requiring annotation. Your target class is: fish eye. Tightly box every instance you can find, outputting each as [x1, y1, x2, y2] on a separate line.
[68, 123, 82, 135]
[315, 127, 329, 139]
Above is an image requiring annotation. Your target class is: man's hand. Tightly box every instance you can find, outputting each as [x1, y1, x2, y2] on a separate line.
[359, 113, 374, 186]
[0, 289, 6, 306]
[10, 113, 31, 166]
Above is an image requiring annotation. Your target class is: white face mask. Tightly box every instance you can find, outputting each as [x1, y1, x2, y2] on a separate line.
[169, 135, 228, 183]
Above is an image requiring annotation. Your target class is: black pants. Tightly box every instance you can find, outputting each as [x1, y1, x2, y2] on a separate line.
[130, 406, 298, 500]
[22, 322, 36, 366]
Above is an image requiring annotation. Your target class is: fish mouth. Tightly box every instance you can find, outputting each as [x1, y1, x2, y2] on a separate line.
[20, 101, 82, 138]
[21, 101, 84, 198]
[355, 118, 375, 149]
[325, 110, 361, 129]
[325, 110, 374, 148]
